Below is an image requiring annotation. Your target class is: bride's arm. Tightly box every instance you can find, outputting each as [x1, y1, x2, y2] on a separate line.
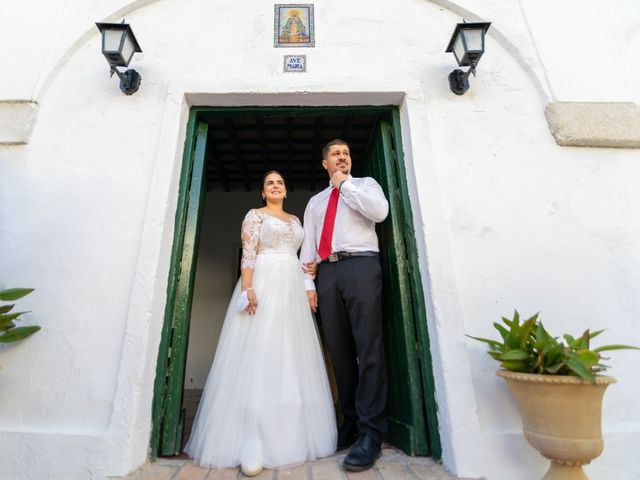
[240, 210, 261, 315]
[300, 204, 318, 312]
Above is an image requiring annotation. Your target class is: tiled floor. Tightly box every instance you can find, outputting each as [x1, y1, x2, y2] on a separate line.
[111, 446, 480, 480]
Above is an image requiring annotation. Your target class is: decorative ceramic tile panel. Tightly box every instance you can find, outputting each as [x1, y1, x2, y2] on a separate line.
[274, 4, 315, 48]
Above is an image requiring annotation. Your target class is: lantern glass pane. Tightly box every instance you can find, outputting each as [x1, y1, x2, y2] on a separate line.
[103, 29, 125, 53]
[121, 34, 135, 66]
[462, 29, 484, 52]
[453, 34, 465, 66]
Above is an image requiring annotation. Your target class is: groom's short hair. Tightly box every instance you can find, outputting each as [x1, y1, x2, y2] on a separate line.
[322, 139, 350, 159]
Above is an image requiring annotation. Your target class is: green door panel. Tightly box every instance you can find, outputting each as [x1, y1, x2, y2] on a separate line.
[389, 110, 441, 459]
[154, 121, 209, 457]
[365, 119, 428, 455]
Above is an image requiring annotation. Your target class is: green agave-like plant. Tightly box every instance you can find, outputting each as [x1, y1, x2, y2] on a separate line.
[0, 288, 41, 343]
[467, 310, 639, 381]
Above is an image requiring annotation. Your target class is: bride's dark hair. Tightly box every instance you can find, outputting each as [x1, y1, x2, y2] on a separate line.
[262, 170, 285, 187]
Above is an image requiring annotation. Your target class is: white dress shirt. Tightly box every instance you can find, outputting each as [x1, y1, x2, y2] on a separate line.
[300, 175, 389, 290]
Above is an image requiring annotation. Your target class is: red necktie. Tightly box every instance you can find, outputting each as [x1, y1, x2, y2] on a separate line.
[318, 188, 339, 261]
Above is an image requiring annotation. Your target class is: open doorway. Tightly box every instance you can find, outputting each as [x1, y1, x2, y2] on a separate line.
[151, 106, 441, 461]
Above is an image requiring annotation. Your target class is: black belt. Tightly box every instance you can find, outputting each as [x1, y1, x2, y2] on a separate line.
[325, 251, 378, 263]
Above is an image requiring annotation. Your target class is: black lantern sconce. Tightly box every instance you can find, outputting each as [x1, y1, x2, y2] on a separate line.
[445, 22, 491, 95]
[95, 21, 143, 95]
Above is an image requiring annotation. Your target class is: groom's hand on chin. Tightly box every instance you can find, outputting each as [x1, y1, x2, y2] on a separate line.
[330, 171, 348, 189]
[307, 291, 318, 313]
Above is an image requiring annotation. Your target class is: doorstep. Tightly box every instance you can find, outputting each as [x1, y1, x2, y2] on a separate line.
[109, 445, 482, 480]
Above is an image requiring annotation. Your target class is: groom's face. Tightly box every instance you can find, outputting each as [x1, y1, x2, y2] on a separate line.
[322, 144, 351, 177]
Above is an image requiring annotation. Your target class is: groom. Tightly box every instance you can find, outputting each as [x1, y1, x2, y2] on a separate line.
[301, 139, 389, 472]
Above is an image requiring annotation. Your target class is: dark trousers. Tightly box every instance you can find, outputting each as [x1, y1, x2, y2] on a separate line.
[316, 256, 388, 443]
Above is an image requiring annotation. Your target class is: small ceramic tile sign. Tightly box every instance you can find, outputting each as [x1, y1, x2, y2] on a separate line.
[284, 55, 307, 72]
[274, 4, 315, 47]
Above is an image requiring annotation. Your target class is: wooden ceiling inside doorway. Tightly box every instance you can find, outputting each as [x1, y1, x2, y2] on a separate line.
[200, 113, 380, 192]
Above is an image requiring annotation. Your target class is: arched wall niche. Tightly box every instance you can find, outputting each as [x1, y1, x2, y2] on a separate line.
[34, 0, 552, 104]
[2, 0, 559, 146]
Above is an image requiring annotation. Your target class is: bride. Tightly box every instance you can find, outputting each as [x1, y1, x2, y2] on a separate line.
[184, 171, 337, 476]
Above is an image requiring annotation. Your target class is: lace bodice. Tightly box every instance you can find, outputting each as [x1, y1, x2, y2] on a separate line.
[241, 209, 304, 269]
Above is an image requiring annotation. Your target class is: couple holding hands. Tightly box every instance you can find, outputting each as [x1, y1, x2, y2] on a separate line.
[185, 139, 389, 476]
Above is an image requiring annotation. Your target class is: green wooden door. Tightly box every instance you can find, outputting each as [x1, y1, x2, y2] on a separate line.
[365, 118, 434, 456]
[151, 121, 209, 456]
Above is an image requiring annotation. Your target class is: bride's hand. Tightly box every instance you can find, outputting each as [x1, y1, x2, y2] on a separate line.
[307, 290, 317, 313]
[246, 289, 258, 315]
[302, 260, 318, 279]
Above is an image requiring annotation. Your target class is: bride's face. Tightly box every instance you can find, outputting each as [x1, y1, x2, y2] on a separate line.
[262, 173, 287, 203]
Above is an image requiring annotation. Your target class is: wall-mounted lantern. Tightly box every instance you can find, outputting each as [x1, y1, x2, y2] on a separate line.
[95, 21, 143, 95]
[445, 22, 491, 95]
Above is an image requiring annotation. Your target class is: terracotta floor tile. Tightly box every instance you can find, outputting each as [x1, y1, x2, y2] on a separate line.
[251, 467, 275, 479]
[345, 468, 380, 480]
[276, 464, 308, 480]
[309, 458, 346, 480]
[409, 463, 457, 480]
[176, 463, 211, 480]
[376, 464, 416, 480]
[206, 468, 240, 480]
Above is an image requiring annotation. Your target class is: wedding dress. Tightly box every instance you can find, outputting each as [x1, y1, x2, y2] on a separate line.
[184, 209, 337, 469]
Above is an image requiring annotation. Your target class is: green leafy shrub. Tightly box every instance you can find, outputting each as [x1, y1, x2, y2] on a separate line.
[467, 310, 638, 381]
[0, 288, 41, 343]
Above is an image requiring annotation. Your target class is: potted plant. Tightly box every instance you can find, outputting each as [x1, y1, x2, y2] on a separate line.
[468, 311, 638, 480]
[0, 288, 40, 343]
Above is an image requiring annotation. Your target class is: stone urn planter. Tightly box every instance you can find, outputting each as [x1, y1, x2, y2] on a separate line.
[497, 370, 616, 480]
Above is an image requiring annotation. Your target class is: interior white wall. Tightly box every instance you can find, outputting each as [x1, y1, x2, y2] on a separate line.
[0, 0, 638, 479]
[185, 191, 311, 389]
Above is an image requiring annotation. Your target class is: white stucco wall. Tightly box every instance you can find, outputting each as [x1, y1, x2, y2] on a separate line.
[1, 1, 639, 479]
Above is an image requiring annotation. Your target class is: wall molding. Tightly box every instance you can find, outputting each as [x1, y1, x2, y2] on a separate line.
[0, 101, 39, 145]
[545, 102, 640, 148]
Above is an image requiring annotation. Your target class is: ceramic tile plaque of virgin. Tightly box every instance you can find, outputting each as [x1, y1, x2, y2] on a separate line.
[274, 4, 315, 47]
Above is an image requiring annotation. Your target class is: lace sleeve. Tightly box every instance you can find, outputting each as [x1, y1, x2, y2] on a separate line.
[241, 209, 262, 270]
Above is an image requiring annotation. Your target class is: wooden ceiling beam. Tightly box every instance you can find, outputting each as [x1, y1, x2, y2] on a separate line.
[312, 116, 323, 191]
[256, 117, 269, 172]
[224, 117, 252, 192]
[208, 124, 372, 133]
[286, 117, 294, 191]
[206, 137, 230, 192]
[213, 140, 370, 152]
[342, 116, 353, 141]
[363, 114, 381, 160]
[206, 113, 378, 192]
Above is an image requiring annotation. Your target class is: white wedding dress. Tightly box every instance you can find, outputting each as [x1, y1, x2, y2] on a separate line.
[184, 209, 337, 469]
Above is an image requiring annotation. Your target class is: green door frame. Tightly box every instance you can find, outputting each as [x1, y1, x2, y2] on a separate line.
[151, 119, 209, 456]
[388, 110, 441, 458]
[150, 106, 441, 460]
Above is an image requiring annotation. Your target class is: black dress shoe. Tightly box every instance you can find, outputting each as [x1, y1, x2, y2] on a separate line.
[337, 419, 358, 450]
[343, 434, 382, 472]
